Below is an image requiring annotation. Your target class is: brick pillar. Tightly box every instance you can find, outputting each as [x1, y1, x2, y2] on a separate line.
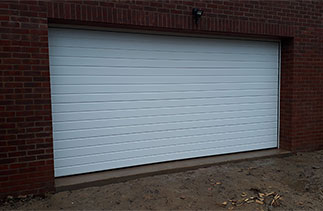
[0, 0, 54, 198]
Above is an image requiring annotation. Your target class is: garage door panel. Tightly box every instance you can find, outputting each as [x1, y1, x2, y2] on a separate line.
[52, 102, 277, 122]
[50, 47, 278, 62]
[52, 122, 277, 150]
[54, 141, 277, 177]
[53, 115, 277, 141]
[55, 133, 275, 160]
[55, 134, 277, 159]
[55, 136, 277, 166]
[49, 28, 279, 177]
[49, 30, 278, 55]
[51, 76, 277, 85]
[53, 109, 277, 132]
[50, 44, 277, 59]
[51, 57, 277, 69]
[50, 29, 278, 49]
[51, 89, 277, 104]
[52, 96, 277, 113]
[54, 127, 276, 150]
[50, 66, 278, 77]
[54, 135, 277, 168]
[51, 83, 278, 95]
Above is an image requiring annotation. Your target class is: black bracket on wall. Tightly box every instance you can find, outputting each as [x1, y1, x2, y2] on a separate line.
[192, 8, 204, 25]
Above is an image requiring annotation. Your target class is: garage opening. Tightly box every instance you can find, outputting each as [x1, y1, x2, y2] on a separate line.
[48, 28, 279, 177]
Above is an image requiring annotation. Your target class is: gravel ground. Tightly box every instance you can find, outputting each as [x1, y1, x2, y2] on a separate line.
[1, 150, 323, 210]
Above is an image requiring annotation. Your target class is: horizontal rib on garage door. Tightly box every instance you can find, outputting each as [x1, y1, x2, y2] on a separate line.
[49, 28, 279, 177]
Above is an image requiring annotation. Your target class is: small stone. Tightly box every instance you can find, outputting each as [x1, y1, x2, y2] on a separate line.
[258, 193, 265, 198]
[256, 199, 264, 205]
[18, 195, 27, 199]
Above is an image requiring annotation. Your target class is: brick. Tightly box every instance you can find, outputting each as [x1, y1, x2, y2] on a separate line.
[36, 143, 51, 149]
[0, 158, 16, 165]
[10, 163, 28, 169]
[18, 167, 36, 174]
[17, 145, 35, 151]
[0, 153, 7, 159]
[0, 169, 17, 176]
[18, 156, 36, 162]
[37, 154, 53, 160]
[0, 146, 16, 153]
[27, 150, 44, 156]
[29, 161, 45, 167]
[0, 177, 8, 182]
[8, 151, 26, 157]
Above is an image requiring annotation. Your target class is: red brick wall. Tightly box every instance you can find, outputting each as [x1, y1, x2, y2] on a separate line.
[1, 0, 323, 198]
[0, 0, 54, 199]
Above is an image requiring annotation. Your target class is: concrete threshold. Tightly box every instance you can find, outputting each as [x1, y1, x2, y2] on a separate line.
[55, 149, 291, 192]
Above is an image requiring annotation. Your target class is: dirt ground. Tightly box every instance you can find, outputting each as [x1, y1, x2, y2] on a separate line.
[1, 150, 323, 210]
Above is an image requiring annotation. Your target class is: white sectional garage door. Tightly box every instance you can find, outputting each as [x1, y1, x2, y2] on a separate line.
[49, 28, 279, 177]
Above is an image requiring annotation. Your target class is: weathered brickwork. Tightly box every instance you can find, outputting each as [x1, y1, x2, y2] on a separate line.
[1, 0, 322, 198]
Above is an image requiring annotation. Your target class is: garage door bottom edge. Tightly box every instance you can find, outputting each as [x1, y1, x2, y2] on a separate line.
[55, 148, 291, 192]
